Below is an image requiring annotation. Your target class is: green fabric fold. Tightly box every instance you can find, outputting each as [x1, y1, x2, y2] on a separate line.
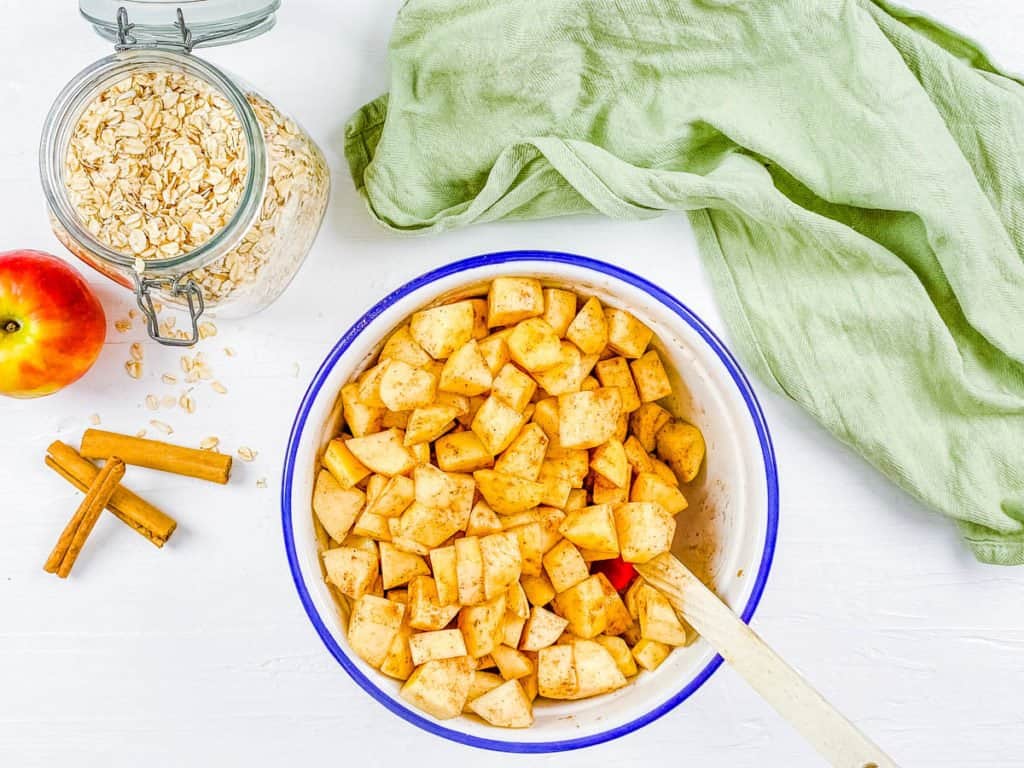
[344, 0, 1024, 564]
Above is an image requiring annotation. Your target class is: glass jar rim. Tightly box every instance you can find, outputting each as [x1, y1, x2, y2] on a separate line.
[39, 48, 267, 276]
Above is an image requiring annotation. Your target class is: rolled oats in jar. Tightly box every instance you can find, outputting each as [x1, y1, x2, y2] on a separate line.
[40, 2, 329, 346]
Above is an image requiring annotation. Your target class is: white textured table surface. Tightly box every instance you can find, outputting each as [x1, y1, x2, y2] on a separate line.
[3, 1, 1023, 765]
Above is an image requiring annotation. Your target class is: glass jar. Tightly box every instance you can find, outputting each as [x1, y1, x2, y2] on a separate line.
[39, 2, 329, 346]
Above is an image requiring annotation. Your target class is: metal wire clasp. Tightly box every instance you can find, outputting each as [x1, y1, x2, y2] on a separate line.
[131, 272, 205, 347]
[115, 6, 194, 53]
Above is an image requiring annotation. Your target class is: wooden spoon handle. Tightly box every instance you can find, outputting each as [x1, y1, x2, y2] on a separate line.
[636, 554, 898, 768]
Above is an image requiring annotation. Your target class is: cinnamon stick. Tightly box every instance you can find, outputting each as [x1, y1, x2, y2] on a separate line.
[80, 428, 232, 485]
[45, 457, 125, 577]
[45, 442, 176, 547]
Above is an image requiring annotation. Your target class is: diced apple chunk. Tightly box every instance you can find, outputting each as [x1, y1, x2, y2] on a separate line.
[455, 536, 485, 605]
[558, 388, 622, 449]
[346, 429, 416, 476]
[629, 402, 671, 452]
[631, 472, 688, 513]
[520, 606, 570, 651]
[313, 469, 365, 541]
[459, 592, 507, 658]
[342, 383, 384, 437]
[494, 423, 548, 481]
[435, 430, 493, 472]
[323, 546, 377, 600]
[487, 277, 544, 327]
[468, 679, 534, 728]
[440, 339, 493, 396]
[595, 356, 641, 413]
[408, 575, 461, 630]
[472, 396, 526, 455]
[537, 644, 577, 699]
[380, 324, 432, 368]
[480, 531, 523, 599]
[491, 644, 534, 680]
[566, 297, 608, 355]
[605, 308, 653, 358]
[410, 301, 476, 359]
[380, 542, 430, 589]
[656, 420, 706, 483]
[323, 437, 370, 489]
[558, 504, 619, 554]
[631, 638, 671, 671]
[630, 350, 673, 403]
[590, 438, 629, 488]
[474, 469, 544, 514]
[613, 502, 676, 563]
[400, 656, 473, 719]
[409, 629, 468, 665]
[347, 594, 405, 668]
[428, 546, 459, 605]
[552, 575, 610, 639]
[542, 539, 590, 594]
[508, 318, 562, 372]
[570, 639, 627, 698]
[541, 288, 577, 338]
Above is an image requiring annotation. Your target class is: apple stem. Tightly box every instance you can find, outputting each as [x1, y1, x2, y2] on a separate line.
[2, 320, 19, 334]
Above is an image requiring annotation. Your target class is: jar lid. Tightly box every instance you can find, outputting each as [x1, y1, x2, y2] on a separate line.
[79, 0, 280, 50]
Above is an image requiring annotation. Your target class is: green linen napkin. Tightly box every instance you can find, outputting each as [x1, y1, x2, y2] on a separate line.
[344, 0, 1024, 564]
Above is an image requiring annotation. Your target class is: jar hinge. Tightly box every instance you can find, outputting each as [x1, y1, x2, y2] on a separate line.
[132, 272, 205, 347]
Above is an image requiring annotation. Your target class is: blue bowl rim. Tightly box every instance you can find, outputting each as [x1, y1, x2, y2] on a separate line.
[281, 250, 779, 753]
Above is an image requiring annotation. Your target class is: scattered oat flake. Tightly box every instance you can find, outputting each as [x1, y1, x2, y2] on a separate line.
[211, 380, 227, 394]
[149, 419, 173, 435]
[88, 413, 101, 425]
[145, 395, 158, 411]
[198, 321, 218, 339]
[161, 373, 177, 385]
[256, 477, 268, 489]
[152, 301, 164, 313]
[135, 429, 147, 438]
[128, 309, 139, 320]
[134, 257, 146, 273]
[125, 360, 142, 379]
[199, 436, 220, 451]
[180, 394, 196, 414]
[160, 395, 177, 408]
[115, 319, 132, 333]
[130, 342, 144, 361]
[180, 355, 193, 373]
[223, 347, 236, 357]
[237, 446, 257, 462]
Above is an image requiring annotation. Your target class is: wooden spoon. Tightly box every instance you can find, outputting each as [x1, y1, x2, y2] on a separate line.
[635, 553, 898, 768]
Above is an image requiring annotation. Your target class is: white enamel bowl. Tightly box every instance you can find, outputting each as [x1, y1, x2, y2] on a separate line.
[282, 251, 778, 752]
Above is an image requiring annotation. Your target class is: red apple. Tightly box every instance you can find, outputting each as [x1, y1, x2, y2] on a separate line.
[0, 250, 106, 398]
